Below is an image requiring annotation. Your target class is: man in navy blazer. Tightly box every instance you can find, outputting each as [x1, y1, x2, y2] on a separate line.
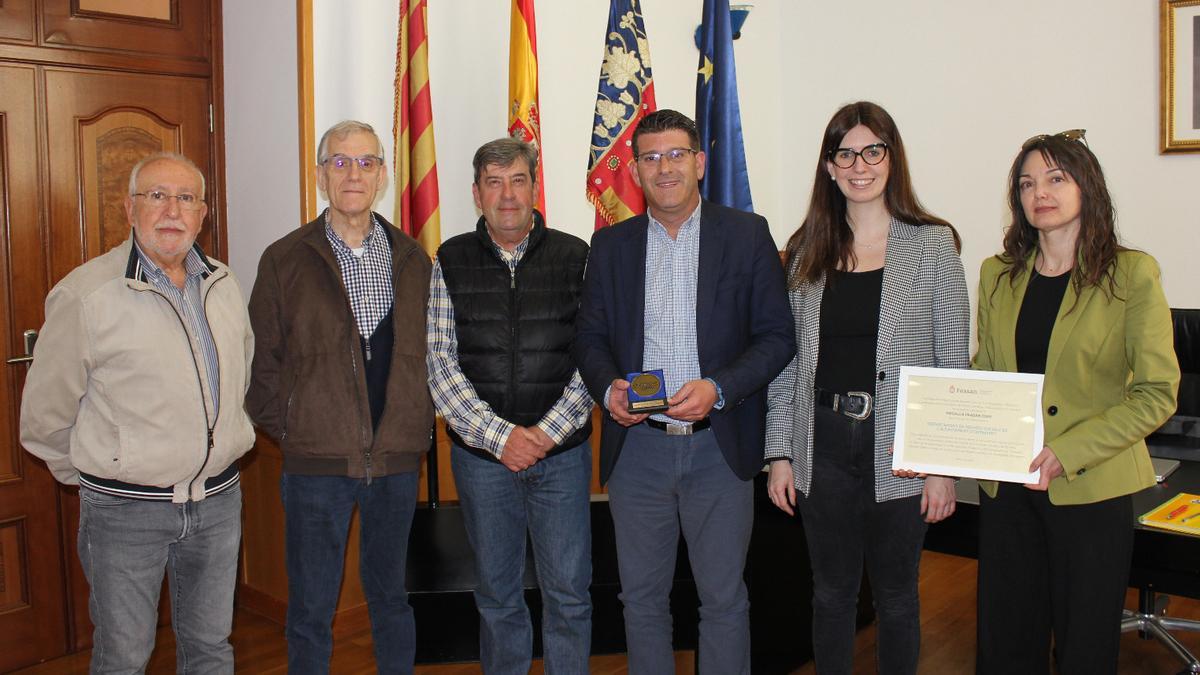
[575, 110, 794, 674]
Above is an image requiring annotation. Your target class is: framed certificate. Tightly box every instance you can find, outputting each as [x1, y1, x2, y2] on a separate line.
[892, 367, 1045, 484]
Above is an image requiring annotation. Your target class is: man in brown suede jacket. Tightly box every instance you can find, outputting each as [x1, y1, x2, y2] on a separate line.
[246, 120, 433, 674]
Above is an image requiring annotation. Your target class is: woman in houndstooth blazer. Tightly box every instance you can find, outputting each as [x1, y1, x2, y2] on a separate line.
[764, 102, 970, 674]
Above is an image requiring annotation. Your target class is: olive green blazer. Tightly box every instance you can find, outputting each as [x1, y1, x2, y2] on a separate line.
[974, 250, 1179, 505]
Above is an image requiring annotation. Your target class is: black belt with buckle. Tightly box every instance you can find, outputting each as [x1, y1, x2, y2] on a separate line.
[814, 388, 874, 420]
[646, 417, 711, 435]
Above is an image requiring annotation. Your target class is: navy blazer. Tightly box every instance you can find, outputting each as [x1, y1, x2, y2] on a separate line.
[575, 200, 796, 484]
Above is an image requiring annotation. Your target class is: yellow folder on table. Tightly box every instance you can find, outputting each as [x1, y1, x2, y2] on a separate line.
[1139, 493, 1200, 536]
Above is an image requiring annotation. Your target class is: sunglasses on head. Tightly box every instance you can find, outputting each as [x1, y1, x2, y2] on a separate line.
[1022, 128, 1087, 149]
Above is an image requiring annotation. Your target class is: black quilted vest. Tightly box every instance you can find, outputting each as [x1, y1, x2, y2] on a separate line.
[437, 213, 591, 459]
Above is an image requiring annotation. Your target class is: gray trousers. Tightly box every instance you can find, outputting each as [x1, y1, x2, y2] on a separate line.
[607, 423, 753, 675]
[78, 483, 242, 674]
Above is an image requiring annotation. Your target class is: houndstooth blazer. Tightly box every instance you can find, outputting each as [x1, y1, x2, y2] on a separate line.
[764, 219, 970, 502]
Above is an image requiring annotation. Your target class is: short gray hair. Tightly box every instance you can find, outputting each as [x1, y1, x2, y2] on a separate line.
[127, 152, 206, 198]
[472, 137, 538, 184]
[317, 120, 386, 163]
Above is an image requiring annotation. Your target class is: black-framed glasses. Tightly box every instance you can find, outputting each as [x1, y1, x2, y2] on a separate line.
[635, 147, 697, 166]
[1022, 129, 1087, 149]
[827, 143, 888, 169]
[132, 191, 205, 212]
[321, 154, 385, 173]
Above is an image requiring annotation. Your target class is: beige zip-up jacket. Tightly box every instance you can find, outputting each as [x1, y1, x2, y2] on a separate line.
[20, 237, 256, 503]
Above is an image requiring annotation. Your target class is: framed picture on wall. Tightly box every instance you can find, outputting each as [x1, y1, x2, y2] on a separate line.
[1162, 0, 1200, 152]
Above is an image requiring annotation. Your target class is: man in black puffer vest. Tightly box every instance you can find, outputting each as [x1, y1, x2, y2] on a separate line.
[426, 138, 594, 674]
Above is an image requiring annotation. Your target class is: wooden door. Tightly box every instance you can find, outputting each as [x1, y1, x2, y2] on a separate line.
[1, 64, 215, 671]
[0, 62, 70, 674]
[0, 2, 223, 668]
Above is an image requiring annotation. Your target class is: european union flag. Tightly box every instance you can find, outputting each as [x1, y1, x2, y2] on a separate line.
[695, 0, 752, 212]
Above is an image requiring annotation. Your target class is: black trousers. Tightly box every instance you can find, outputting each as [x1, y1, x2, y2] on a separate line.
[799, 406, 928, 675]
[976, 482, 1133, 675]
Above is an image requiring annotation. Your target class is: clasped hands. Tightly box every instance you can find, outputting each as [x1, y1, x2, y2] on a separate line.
[499, 425, 555, 473]
[605, 377, 718, 427]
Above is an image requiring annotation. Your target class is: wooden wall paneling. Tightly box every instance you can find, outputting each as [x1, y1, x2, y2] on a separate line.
[42, 67, 212, 284]
[0, 0, 35, 42]
[40, 0, 209, 62]
[0, 63, 70, 673]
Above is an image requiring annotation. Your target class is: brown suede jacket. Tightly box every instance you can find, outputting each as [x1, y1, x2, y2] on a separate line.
[246, 212, 434, 477]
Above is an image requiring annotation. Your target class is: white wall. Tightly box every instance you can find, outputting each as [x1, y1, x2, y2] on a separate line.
[225, 0, 1200, 307]
[775, 1, 1200, 307]
[222, 0, 301, 290]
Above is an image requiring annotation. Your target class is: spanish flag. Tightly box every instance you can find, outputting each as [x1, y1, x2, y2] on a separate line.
[393, 0, 441, 257]
[508, 0, 547, 218]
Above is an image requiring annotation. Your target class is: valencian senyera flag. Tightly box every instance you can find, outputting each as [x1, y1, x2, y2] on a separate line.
[586, 0, 657, 229]
[509, 0, 547, 218]
[393, 0, 441, 257]
[695, 0, 752, 211]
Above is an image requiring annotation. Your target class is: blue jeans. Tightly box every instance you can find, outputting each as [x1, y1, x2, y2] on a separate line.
[451, 442, 593, 675]
[78, 483, 242, 675]
[280, 471, 419, 675]
[607, 424, 753, 675]
[799, 406, 927, 675]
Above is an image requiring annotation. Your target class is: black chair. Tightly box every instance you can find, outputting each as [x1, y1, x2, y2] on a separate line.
[1122, 308, 1200, 674]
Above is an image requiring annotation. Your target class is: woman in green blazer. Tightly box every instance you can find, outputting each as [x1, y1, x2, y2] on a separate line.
[973, 130, 1179, 675]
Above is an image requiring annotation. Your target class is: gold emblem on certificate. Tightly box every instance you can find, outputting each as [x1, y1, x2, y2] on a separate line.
[627, 369, 669, 413]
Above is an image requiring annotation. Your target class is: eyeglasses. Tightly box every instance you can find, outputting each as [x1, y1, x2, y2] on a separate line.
[1022, 129, 1087, 149]
[321, 154, 385, 173]
[132, 191, 205, 212]
[635, 147, 697, 166]
[827, 144, 888, 169]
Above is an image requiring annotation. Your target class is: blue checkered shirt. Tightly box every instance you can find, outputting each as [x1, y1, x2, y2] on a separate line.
[133, 242, 220, 418]
[426, 234, 593, 458]
[324, 211, 394, 341]
[642, 203, 705, 424]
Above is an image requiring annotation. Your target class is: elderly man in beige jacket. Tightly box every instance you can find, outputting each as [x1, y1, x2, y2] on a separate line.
[20, 152, 255, 674]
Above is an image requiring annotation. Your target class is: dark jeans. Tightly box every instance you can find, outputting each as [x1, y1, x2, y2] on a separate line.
[977, 482, 1133, 675]
[450, 442, 593, 675]
[281, 471, 419, 675]
[798, 406, 927, 675]
[608, 423, 753, 675]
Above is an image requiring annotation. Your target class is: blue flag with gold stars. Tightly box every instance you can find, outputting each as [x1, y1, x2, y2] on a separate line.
[695, 0, 752, 211]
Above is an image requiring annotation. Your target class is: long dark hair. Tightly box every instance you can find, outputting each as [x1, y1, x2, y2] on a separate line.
[997, 134, 1122, 304]
[784, 101, 958, 287]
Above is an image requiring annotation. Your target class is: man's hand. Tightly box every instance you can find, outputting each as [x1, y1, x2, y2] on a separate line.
[607, 379, 650, 427]
[527, 425, 556, 453]
[666, 379, 718, 422]
[1024, 445, 1064, 491]
[499, 426, 548, 472]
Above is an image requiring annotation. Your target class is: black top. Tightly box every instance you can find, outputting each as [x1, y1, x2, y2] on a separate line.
[1015, 270, 1071, 375]
[815, 268, 884, 395]
[361, 306, 394, 431]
